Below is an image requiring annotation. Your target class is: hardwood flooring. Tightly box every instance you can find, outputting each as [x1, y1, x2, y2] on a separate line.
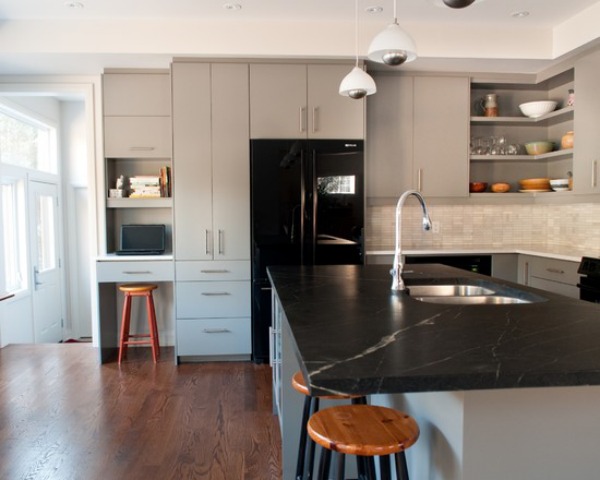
[0, 344, 282, 480]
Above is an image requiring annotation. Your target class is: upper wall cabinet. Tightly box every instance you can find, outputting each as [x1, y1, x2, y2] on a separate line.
[469, 69, 574, 196]
[103, 71, 172, 158]
[367, 74, 469, 198]
[249, 63, 365, 139]
[573, 49, 600, 194]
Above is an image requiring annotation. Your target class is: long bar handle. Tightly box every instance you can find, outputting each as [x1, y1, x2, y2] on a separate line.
[546, 268, 565, 274]
[123, 271, 152, 275]
[593, 160, 598, 188]
[202, 328, 232, 334]
[417, 169, 423, 192]
[129, 146, 155, 151]
[218, 229, 224, 255]
[201, 292, 231, 296]
[312, 107, 319, 134]
[200, 269, 230, 274]
[205, 229, 211, 255]
[299, 107, 307, 133]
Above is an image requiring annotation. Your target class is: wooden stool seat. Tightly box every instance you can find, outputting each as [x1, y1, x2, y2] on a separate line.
[307, 405, 419, 479]
[118, 283, 160, 364]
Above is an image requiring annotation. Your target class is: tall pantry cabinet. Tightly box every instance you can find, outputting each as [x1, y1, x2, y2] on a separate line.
[171, 62, 251, 360]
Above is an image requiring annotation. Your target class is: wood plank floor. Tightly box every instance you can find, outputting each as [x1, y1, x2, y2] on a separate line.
[0, 344, 282, 480]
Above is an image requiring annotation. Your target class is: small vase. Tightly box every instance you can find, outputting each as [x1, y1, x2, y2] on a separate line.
[561, 131, 574, 149]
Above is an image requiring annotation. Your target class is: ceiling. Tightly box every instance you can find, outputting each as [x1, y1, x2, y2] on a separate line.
[1, 0, 600, 75]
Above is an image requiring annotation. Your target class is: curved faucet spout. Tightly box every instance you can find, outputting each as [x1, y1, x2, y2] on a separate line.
[391, 190, 432, 291]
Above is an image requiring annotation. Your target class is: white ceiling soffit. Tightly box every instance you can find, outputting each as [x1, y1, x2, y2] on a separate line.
[0, 0, 599, 75]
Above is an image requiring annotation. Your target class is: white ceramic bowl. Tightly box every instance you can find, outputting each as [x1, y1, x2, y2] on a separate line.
[549, 179, 570, 191]
[519, 101, 558, 119]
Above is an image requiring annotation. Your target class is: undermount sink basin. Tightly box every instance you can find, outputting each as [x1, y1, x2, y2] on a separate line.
[407, 284, 495, 297]
[413, 295, 534, 305]
[405, 280, 547, 305]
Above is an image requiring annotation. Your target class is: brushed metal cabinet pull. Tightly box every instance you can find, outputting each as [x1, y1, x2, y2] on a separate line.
[593, 161, 598, 188]
[200, 269, 230, 274]
[312, 107, 319, 133]
[546, 268, 565, 274]
[203, 328, 231, 334]
[299, 107, 307, 133]
[417, 169, 423, 192]
[129, 146, 155, 151]
[205, 229, 211, 255]
[201, 292, 231, 296]
[123, 270, 152, 275]
[218, 229, 224, 255]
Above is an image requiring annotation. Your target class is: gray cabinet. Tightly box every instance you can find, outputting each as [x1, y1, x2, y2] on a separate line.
[518, 254, 579, 299]
[249, 63, 364, 139]
[574, 49, 600, 194]
[367, 74, 469, 198]
[171, 61, 251, 359]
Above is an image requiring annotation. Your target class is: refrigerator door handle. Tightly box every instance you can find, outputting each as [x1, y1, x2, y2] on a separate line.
[300, 149, 306, 264]
[312, 150, 318, 266]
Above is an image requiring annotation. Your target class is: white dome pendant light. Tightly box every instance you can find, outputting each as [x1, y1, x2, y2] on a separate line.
[368, 0, 417, 66]
[339, 0, 377, 99]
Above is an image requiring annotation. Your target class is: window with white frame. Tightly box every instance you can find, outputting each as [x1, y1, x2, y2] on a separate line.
[0, 106, 57, 174]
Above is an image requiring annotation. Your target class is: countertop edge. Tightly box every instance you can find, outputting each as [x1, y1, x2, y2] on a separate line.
[366, 248, 586, 263]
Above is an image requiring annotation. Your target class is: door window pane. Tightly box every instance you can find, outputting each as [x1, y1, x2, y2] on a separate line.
[1, 180, 27, 292]
[36, 194, 56, 272]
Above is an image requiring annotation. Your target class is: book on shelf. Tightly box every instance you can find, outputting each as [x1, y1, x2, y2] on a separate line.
[159, 166, 171, 198]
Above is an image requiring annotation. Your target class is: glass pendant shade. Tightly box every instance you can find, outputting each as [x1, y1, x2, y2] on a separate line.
[368, 22, 417, 66]
[339, 66, 377, 99]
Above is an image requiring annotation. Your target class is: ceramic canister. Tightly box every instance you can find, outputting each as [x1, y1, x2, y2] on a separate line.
[561, 131, 574, 149]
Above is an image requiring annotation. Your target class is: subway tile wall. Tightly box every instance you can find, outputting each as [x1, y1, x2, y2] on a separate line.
[366, 203, 600, 253]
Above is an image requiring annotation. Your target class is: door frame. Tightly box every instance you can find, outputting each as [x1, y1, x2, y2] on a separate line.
[0, 77, 103, 345]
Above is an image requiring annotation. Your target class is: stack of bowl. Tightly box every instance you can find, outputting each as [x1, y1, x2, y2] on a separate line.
[519, 178, 551, 192]
[549, 179, 570, 192]
[519, 101, 557, 119]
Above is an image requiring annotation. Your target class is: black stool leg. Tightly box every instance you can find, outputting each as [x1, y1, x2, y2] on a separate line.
[306, 397, 320, 479]
[335, 451, 345, 480]
[395, 451, 410, 480]
[296, 396, 313, 480]
[380, 455, 392, 480]
[317, 448, 332, 480]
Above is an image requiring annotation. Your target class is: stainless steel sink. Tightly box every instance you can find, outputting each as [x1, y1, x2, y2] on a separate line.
[407, 284, 495, 297]
[412, 295, 534, 305]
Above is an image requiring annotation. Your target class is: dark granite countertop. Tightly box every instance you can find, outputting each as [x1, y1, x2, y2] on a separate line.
[267, 264, 600, 396]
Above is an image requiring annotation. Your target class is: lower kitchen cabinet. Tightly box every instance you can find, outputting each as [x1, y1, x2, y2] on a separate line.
[174, 260, 251, 359]
[518, 254, 579, 299]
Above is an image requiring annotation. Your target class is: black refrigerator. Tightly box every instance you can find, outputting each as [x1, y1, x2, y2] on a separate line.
[250, 139, 364, 362]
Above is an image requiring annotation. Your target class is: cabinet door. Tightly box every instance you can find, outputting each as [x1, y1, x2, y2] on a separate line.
[366, 75, 414, 197]
[307, 64, 365, 139]
[103, 72, 171, 116]
[574, 50, 600, 193]
[211, 63, 251, 261]
[249, 64, 307, 138]
[172, 63, 213, 260]
[104, 116, 172, 158]
[413, 76, 469, 197]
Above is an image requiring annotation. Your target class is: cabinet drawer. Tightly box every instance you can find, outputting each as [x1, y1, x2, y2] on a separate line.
[96, 260, 174, 282]
[529, 277, 580, 299]
[527, 257, 579, 286]
[176, 281, 250, 318]
[104, 117, 172, 158]
[176, 317, 251, 356]
[103, 73, 171, 116]
[176, 261, 250, 281]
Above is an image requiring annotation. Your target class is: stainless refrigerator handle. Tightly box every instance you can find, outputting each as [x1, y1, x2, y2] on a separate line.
[312, 150, 318, 266]
[300, 149, 306, 265]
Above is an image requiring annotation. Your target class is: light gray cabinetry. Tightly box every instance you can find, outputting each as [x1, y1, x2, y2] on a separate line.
[573, 49, 600, 194]
[518, 254, 579, 299]
[103, 71, 172, 158]
[367, 74, 469, 198]
[171, 61, 251, 359]
[414, 76, 469, 197]
[249, 63, 364, 139]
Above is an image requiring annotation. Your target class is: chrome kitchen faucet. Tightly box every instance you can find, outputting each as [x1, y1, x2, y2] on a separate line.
[391, 190, 432, 291]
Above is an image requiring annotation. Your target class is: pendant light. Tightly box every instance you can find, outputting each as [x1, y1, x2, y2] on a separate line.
[443, 0, 476, 8]
[339, 0, 377, 99]
[367, 0, 417, 66]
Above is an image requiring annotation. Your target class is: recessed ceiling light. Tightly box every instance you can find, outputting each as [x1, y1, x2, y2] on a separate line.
[511, 11, 530, 18]
[64, 1, 84, 8]
[223, 3, 242, 11]
[366, 6, 384, 14]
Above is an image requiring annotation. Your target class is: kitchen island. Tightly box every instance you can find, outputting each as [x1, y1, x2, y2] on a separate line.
[268, 264, 600, 480]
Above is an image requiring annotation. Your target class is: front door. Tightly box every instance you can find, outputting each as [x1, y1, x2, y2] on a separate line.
[29, 180, 63, 343]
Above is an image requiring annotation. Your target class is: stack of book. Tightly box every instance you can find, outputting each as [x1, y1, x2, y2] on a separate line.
[129, 175, 161, 198]
[128, 166, 171, 198]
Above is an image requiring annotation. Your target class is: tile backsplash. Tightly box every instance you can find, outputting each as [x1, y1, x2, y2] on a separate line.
[366, 203, 600, 253]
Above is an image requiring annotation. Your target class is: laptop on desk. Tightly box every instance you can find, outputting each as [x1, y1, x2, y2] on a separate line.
[115, 224, 166, 256]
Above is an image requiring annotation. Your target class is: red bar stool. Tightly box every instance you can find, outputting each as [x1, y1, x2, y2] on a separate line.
[292, 371, 367, 480]
[307, 404, 419, 480]
[118, 283, 160, 364]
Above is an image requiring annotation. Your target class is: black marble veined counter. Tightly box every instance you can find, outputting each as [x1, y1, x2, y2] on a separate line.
[267, 263, 600, 397]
